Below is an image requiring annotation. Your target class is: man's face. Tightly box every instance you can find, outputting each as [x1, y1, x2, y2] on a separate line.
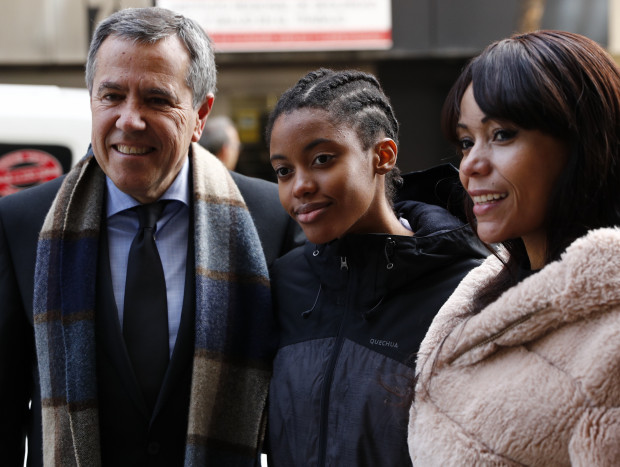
[90, 35, 213, 203]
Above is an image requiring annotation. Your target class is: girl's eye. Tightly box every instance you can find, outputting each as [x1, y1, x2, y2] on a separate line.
[314, 154, 333, 165]
[493, 129, 517, 142]
[274, 167, 292, 178]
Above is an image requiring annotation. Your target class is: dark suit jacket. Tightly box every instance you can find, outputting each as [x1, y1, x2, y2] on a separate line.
[0, 169, 302, 467]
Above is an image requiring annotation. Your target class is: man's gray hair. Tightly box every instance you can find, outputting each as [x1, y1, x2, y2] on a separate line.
[85, 7, 216, 109]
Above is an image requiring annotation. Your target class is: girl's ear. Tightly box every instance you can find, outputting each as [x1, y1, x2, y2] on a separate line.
[374, 138, 398, 175]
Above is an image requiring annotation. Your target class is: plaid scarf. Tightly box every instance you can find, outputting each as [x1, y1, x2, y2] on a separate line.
[33, 144, 273, 466]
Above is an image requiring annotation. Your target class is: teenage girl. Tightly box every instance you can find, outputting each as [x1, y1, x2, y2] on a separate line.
[265, 68, 485, 466]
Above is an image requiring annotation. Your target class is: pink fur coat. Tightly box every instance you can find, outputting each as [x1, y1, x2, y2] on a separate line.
[408, 228, 620, 466]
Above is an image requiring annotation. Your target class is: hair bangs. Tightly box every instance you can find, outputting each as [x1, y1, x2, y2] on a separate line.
[471, 43, 545, 132]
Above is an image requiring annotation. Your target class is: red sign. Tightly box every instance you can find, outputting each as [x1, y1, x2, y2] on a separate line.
[0, 149, 63, 196]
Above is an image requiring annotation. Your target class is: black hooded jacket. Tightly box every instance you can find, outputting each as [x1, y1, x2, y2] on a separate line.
[266, 165, 487, 467]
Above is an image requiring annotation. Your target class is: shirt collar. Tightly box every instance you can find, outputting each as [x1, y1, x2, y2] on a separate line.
[106, 156, 191, 218]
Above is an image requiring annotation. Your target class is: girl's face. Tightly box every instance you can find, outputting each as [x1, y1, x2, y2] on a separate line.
[269, 108, 399, 244]
[458, 84, 568, 269]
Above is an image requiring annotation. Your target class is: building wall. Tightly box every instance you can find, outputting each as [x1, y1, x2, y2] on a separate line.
[377, 58, 468, 173]
[0, 0, 611, 179]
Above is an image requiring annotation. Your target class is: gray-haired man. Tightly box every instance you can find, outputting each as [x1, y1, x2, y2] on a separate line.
[0, 7, 301, 466]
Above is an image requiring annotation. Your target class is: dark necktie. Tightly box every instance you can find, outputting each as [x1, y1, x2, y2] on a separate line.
[123, 201, 170, 411]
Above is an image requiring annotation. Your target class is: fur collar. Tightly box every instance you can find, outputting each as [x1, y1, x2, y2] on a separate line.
[420, 228, 620, 369]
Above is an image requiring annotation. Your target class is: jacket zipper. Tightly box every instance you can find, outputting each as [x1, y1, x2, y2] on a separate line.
[317, 256, 350, 466]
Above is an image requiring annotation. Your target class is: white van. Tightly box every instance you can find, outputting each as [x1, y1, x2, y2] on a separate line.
[0, 84, 91, 197]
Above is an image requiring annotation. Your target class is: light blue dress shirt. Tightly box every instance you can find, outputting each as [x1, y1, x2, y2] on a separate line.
[105, 158, 190, 356]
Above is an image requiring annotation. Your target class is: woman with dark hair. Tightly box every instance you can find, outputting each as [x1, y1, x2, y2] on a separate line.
[408, 30, 620, 465]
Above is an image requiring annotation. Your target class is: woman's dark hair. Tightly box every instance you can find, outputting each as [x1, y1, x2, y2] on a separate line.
[442, 30, 620, 310]
[265, 68, 403, 204]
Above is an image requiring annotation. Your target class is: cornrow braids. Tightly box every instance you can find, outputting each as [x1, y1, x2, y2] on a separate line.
[266, 68, 403, 204]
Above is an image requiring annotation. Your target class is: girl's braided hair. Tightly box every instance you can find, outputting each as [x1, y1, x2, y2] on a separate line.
[266, 68, 403, 204]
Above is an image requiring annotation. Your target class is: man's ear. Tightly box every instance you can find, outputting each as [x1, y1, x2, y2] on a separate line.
[192, 94, 215, 142]
[374, 138, 398, 175]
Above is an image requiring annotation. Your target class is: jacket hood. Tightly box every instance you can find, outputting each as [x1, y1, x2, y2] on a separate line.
[303, 164, 486, 318]
[396, 163, 470, 223]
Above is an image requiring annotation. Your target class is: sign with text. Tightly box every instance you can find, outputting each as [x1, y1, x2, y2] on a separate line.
[156, 0, 392, 52]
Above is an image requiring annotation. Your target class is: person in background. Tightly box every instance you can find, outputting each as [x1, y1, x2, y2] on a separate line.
[199, 115, 241, 170]
[265, 68, 486, 466]
[409, 30, 620, 465]
[0, 7, 301, 466]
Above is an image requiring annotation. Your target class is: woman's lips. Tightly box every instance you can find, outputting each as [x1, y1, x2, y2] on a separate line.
[470, 192, 508, 216]
[471, 192, 507, 204]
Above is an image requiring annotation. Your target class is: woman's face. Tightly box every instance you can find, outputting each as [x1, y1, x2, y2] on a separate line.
[458, 84, 568, 268]
[269, 108, 399, 244]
